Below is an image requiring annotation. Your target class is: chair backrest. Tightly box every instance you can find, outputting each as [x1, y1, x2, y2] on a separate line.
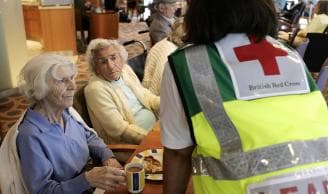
[323, 25, 328, 35]
[127, 53, 147, 81]
[289, 26, 301, 45]
[280, 1, 306, 26]
[283, 0, 295, 10]
[123, 40, 147, 81]
[303, 33, 328, 72]
[73, 82, 93, 128]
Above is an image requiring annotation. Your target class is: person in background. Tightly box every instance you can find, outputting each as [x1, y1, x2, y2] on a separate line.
[279, 0, 328, 46]
[149, 0, 177, 45]
[126, 0, 137, 19]
[84, 39, 159, 145]
[104, 0, 118, 10]
[74, 0, 94, 44]
[160, 0, 328, 193]
[0, 54, 125, 194]
[142, 17, 185, 96]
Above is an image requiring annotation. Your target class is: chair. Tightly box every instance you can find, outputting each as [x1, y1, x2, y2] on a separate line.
[278, 1, 306, 32]
[73, 81, 93, 127]
[323, 25, 328, 34]
[303, 32, 328, 72]
[287, 26, 301, 46]
[73, 82, 138, 164]
[127, 0, 137, 18]
[74, 0, 91, 53]
[123, 40, 148, 81]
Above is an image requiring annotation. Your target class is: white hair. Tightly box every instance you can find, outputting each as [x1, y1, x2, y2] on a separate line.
[86, 39, 128, 73]
[18, 53, 77, 104]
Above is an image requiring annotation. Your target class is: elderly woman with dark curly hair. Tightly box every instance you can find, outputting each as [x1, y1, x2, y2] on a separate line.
[84, 39, 159, 145]
[0, 54, 125, 194]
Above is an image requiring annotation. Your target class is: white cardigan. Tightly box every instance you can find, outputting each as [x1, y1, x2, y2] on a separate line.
[0, 107, 94, 194]
[85, 65, 160, 145]
[142, 38, 177, 96]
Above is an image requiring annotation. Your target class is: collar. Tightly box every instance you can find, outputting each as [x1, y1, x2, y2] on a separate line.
[24, 108, 71, 132]
[162, 14, 175, 24]
[155, 12, 174, 26]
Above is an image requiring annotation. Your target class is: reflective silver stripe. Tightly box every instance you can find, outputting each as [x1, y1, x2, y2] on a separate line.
[185, 45, 242, 154]
[192, 137, 328, 180]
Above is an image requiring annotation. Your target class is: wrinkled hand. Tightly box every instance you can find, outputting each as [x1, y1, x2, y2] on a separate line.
[85, 166, 126, 191]
[103, 158, 123, 169]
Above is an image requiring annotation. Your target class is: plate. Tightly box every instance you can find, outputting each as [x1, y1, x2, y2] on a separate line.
[131, 148, 163, 181]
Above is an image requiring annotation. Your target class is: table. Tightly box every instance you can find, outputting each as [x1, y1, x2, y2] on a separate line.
[90, 11, 119, 39]
[101, 124, 193, 194]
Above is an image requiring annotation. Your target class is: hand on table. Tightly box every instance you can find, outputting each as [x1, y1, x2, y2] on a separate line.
[85, 165, 126, 192]
[103, 158, 123, 169]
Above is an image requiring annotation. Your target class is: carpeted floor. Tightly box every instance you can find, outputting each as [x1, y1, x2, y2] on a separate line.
[0, 21, 151, 143]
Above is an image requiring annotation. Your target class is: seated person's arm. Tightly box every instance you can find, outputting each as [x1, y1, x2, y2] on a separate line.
[85, 85, 147, 144]
[298, 16, 325, 37]
[278, 30, 306, 47]
[84, 126, 124, 168]
[17, 126, 92, 194]
[83, 126, 115, 164]
[148, 60, 167, 96]
[142, 52, 158, 90]
[278, 31, 290, 41]
[70, 107, 116, 164]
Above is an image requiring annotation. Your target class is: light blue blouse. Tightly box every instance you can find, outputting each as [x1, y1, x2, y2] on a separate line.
[113, 78, 156, 131]
[16, 108, 113, 194]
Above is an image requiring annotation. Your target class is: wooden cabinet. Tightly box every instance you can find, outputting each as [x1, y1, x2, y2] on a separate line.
[22, 5, 77, 54]
[90, 11, 119, 39]
[39, 6, 77, 54]
[22, 5, 42, 40]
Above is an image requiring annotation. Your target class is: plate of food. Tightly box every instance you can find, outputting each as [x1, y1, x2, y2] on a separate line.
[131, 148, 163, 181]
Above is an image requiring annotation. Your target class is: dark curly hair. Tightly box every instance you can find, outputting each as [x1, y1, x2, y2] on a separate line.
[183, 0, 278, 44]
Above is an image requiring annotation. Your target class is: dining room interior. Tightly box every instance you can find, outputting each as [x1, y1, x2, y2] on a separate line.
[1, 0, 328, 193]
[0, 0, 184, 192]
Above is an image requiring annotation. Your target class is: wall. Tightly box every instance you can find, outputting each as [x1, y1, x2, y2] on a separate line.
[0, 0, 28, 90]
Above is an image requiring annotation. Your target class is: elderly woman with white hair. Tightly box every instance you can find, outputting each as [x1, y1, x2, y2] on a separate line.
[0, 54, 125, 194]
[84, 39, 159, 145]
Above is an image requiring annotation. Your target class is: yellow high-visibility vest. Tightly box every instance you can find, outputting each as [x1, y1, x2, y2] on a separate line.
[168, 39, 328, 194]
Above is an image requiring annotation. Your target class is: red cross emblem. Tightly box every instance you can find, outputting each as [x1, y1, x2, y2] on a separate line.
[233, 36, 288, 76]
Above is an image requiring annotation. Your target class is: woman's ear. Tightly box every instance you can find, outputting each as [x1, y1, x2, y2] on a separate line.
[158, 3, 165, 12]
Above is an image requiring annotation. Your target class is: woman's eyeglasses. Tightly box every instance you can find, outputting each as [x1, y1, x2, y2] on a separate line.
[95, 54, 118, 65]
